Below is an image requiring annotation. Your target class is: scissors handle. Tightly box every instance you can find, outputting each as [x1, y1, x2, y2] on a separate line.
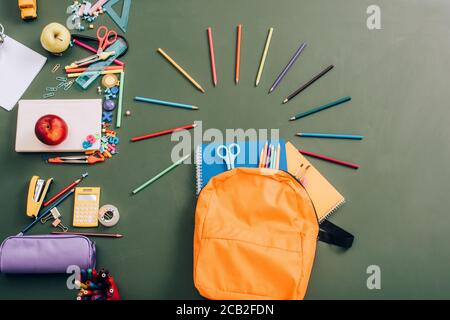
[97, 26, 118, 52]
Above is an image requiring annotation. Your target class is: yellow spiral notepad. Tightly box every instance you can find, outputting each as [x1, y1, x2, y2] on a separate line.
[285, 141, 345, 222]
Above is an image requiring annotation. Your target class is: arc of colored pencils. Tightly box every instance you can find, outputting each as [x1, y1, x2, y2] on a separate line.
[299, 149, 360, 169]
[269, 42, 307, 93]
[51, 231, 123, 238]
[283, 64, 334, 103]
[235, 24, 242, 84]
[207, 27, 218, 86]
[134, 96, 198, 110]
[296, 133, 364, 140]
[255, 28, 274, 87]
[132, 153, 191, 194]
[289, 96, 351, 121]
[131, 123, 197, 142]
[157, 48, 205, 93]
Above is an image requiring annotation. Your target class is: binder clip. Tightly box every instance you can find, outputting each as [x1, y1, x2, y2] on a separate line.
[26, 176, 53, 218]
[0, 24, 5, 46]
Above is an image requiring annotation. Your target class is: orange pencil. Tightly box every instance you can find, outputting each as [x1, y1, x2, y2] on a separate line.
[235, 24, 242, 84]
[259, 142, 268, 168]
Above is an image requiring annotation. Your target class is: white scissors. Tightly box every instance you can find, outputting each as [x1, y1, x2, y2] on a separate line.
[217, 143, 241, 170]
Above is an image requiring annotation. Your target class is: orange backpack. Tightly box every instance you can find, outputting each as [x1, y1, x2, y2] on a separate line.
[193, 167, 353, 300]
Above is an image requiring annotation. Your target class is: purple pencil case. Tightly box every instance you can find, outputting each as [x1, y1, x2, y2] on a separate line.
[0, 234, 96, 274]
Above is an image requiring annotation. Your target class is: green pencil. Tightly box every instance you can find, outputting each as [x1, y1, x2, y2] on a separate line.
[116, 71, 125, 128]
[131, 153, 191, 195]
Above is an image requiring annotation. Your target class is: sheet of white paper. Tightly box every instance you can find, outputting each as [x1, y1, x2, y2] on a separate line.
[0, 35, 46, 111]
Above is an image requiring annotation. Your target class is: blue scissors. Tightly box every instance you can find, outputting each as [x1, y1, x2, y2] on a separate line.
[217, 143, 241, 170]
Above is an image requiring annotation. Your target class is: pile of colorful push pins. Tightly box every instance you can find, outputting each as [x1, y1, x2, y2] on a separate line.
[76, 268, 120, 300]
[66, 0, 106, 31]
[42, 76, 74, 99]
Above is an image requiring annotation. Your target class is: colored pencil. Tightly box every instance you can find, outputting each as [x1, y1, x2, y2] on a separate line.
[131, 123, 197, 142]
[66, 66, 123, 73]
[258, 145, 264, 168]
[207, 27, 218, 86]
[289, 96, 351, 121]
[259, 142, 268, 168]
[43, 172, 88, 207]
[71, 39, 124, 66]
[296, 133, 364, 140]
[116, 71, 124, 128]
[265, 144, 273, 168]
[275, 144, 280, 169]
[299, 149, 360, 169]
[270, 145, 277, 169]
[157, 48, 205, 93]
[134, 96, 198, 110]
[67, 69, 122, 77]
[132, 153, 191, 194]
[269, 42, 307, 93]
[20, 189, 75, 234]
[52, 231, 123, 238]
[235, 24, 242, 84]
[255, 28, 274, 87]
[283, 64, 334, 103]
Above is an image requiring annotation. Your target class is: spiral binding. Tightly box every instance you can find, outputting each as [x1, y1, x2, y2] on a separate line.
[319, 198, 346, 223]
[195, 145, 203, 196]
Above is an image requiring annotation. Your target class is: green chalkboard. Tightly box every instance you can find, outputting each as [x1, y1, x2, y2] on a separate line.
[1, 0, 450, 299]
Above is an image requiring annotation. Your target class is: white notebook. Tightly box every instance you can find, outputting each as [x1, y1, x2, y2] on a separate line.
[0, 35, 46, 111]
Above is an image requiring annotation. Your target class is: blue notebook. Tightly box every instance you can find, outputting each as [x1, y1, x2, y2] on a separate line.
[195, 140, 287, 195]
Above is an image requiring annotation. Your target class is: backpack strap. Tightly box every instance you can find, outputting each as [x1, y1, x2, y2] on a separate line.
[318, 220, 354, 249]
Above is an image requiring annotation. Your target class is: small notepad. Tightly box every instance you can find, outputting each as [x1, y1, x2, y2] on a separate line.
[0, 35, 46, 111]
[285, 141, 345, 222]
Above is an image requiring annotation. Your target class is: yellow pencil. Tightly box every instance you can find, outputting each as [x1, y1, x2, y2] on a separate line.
[275, 144, 280, 169]
[259, 142, 268, 168]
[255, 28, 274, 87]
[67, 69, 122, 78]
[157, 48, 205, 93]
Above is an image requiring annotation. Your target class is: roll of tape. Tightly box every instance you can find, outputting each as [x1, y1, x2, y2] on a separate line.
[98, 205, 120, 227]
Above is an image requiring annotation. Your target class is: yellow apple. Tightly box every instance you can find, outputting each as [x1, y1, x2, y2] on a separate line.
[40, 23, 71, 54]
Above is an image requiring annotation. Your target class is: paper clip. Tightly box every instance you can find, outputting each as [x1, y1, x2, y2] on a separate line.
[43, 92, 56, 99]
[46, 87, 58, 92]
[51, 64, 61, 73]
[64, 80, 74, 91]
[56, 76, 67, 82]
[57, 82, 66, 89]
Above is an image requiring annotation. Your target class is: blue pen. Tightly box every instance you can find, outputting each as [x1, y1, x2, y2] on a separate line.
[19, 188, 75, 235]
[296, 133, 364, 140]
[134, 96, 198, 110]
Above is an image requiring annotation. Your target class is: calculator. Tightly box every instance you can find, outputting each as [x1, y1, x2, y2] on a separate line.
[73, 187, 101, 227]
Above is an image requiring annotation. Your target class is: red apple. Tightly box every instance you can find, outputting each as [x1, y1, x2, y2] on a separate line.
[34, 114, 68, 146]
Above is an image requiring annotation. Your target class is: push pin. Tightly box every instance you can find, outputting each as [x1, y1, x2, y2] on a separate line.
[125, 110, 131, 117]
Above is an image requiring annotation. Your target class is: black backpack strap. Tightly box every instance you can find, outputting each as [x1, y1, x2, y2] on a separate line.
[318, 220, 354, 249]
